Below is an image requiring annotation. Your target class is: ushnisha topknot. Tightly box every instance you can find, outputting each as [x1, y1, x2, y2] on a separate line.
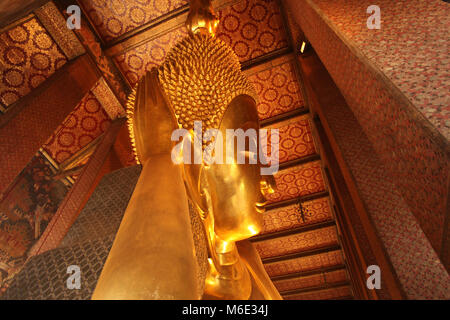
[157, 33, 258, 132]
[126, 33, 258, 163]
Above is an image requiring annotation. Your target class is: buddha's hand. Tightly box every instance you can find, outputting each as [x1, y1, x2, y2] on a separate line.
[127, 69, 178, 164]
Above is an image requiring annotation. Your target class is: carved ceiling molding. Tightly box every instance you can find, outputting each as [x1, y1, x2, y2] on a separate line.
[244, 53, 295, 77]
[34, 1, 85, 60]
[91, 77, 126, 120]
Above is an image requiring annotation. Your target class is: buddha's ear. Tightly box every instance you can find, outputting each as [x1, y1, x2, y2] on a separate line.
[260, 174, 276, 199]
[197, 166, 211, 219]
[182, 162, 209, 219]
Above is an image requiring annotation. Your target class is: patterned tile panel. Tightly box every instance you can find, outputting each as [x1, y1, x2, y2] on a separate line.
[264, 249, 344, 277]
[216, 0, 289, 63]
[255, 226, 338, 259]
[261, 115, 316, 164]
[262, 197, 333, 234]
[42, 91, 111, 164]
[248, 60, 304, 120]
[79, 0, 189, 42]
[284, 286, 351, 300]
[266, 161, 325, 203]
[0, 17, 68, 108]
[2, 235, 116, 299]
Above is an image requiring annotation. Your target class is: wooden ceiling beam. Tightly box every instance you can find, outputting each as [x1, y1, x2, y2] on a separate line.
[262, 244, 341, 265]
[265, 191, 329, 211]
[260, 107, 309, 128]
[326, 295, 354, 300]
[278, 153, 321, 171]
[250, 220, 335, 243]
[241, 47, 293, 71]
[280, 281, 350, 297]
[271, 264, 346, 282]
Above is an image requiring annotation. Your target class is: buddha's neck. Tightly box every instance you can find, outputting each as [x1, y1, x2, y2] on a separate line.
[212, 236, 246, 279]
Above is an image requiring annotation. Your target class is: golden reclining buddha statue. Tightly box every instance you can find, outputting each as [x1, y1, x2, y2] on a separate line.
[92, 0, 282, 300]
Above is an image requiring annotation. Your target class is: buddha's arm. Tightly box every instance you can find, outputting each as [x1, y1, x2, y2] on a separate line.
[237, 240, 283, 300]
[92, 71, 201, 300]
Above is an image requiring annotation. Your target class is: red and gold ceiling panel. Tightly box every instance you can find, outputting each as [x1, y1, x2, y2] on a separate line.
[266, 161, 325, 203]
[114, 27, 187, 86]
[265, 250, 344, 278]
[284, 286, 352, 300]
[274, 269, 348, 293]
[248, 60, 304, 120]
[262, 197, 333, 234]
[216, 0, 288, 63]
[255, 226, 339, 259]
[114, 0, 290, 87]
[261, 115, 316, 164]
[79, 0, 189, 42]
[42, 91, 111, 164]
[0, 17, 68, 109]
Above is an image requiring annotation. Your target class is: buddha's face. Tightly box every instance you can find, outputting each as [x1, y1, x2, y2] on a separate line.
[201, 95, 268, 242]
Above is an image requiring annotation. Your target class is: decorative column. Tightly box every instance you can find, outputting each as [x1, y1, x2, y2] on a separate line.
[28, 118, 126, 257]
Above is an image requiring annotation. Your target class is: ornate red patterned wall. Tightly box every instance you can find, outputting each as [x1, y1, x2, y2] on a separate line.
[285, 0, 449, 268]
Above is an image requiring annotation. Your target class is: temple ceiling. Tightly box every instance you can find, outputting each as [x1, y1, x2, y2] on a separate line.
[0, 0, 354, 300]
[0, 16, 68, 109]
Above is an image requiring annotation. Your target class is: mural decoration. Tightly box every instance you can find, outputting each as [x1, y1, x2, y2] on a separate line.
[0, 153, 69, 292]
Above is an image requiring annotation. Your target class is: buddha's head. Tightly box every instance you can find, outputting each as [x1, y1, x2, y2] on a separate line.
[192, 94, 275, 242]
[127, 33, 276, 244]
